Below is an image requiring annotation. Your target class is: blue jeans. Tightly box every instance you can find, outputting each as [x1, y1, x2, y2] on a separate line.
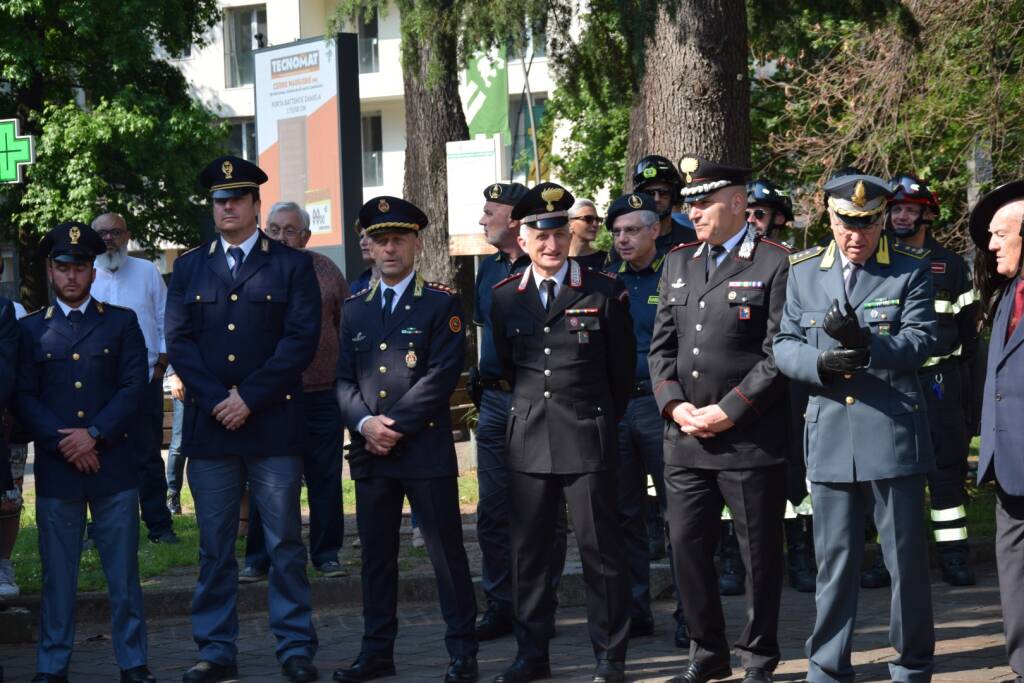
[188, 455, 317, 664]
[166, 397, 185, 495]
[37, 489, 147, 674]
[245, 389, 345, 570]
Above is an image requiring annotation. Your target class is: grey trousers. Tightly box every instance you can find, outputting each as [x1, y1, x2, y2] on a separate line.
[996, 485, 1024, 679]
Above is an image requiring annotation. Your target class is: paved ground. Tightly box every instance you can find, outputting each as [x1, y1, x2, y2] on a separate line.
[0, 566, 1015, 682]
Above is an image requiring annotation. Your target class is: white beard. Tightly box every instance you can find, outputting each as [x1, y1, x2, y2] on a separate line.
[96, 247, 128, 272]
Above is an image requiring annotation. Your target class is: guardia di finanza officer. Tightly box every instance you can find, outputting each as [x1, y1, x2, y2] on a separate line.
[648, 157, 791, 683]
[165, 156, 321, 683]
[16, 222, 154, 683]
[490, 182, 635, 683]
[333, 196, 478, 683]
[774, 171, 937, 683]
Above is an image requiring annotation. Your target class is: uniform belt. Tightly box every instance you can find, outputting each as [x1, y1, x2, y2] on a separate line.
[631, 380, 653, 397]
[480, 379, 512, 392]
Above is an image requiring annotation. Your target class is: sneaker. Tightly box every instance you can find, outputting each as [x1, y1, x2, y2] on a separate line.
[412, 526, 425, 548]
[238, 565, 268, 583]
[317, 560, 348, 578]
[0, 561, 19, 598]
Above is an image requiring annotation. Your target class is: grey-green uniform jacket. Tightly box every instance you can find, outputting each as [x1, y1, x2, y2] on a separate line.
[774, 235, 938, 482]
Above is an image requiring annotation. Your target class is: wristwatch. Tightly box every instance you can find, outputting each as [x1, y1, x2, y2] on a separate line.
[87, 426, 103, 441]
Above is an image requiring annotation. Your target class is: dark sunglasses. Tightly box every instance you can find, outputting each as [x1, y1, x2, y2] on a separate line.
[570, 215, 601, 224]
[745, 208, 768, 220]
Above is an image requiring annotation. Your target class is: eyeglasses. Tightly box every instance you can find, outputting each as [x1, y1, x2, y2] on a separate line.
[267, 226, 306, 238]
[95, 229, 126, 239]
[610, 226, 650, 237]
[570, 215, 601, 224]
[745, 209, 768, 220]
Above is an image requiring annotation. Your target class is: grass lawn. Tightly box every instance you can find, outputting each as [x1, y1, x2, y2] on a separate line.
[10, 471, 481, 594]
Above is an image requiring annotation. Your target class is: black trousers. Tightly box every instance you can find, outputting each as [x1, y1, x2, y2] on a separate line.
[355, 476, 478, 658]
[508, 469, 629, 663]
[665, 464, 786, 671]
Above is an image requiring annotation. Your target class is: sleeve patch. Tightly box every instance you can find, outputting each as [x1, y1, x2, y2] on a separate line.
[449, 316, 463, 333]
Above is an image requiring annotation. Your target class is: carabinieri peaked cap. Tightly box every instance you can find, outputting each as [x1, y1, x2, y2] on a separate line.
[37, 220, 106, 263]
[605, 192, 658, 227]
[482, 182, 529, 207]
[199, 155, 268, 199]
[676, 155, 751, 202]
[359, 196, 429, 236]
[823, 172, 892, 228]
[511, 182, 576, 229]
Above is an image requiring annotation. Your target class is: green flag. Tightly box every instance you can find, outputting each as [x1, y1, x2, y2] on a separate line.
[464, 48, 510, 140]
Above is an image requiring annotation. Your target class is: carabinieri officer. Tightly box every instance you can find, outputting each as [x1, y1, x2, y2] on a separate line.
[333, 196, 478, 683]
[17, 222, 152, 683]
[165, 156, 322, 683]
[491, 182, 635, 683]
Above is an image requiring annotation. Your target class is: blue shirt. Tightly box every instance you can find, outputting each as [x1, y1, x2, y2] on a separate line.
[475, 251, 531, 380]
[606, 252, 666, 381]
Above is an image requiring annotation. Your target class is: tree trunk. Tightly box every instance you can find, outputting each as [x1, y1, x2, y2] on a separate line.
[400, 4, 468, 286]
[626, 0, 750, 185]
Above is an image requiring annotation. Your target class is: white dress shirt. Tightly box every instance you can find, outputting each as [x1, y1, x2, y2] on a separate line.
[221, 230, 261, 271]
[532, 260, 570, 309]
[56, 296, 92, 317]
[92, 255, 167, 379]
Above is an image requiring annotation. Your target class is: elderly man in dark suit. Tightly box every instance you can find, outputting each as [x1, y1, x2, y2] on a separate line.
[165, 156, 322, 683]
[971, 180, 1024, 681]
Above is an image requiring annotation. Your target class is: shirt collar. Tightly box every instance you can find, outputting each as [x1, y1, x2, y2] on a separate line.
[718, 225, 748, 255]
[56, 296, 92, 317]
[532, 259, 569, 289]
[380, 270, 416, 302]
[220, 229, 261, 259]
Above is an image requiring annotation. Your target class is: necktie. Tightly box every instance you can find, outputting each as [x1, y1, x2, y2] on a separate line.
[382, 288, 395, 323]
[542, 279, 556, 313]
[706, 245, 725, 281]
[67, 309, 84, 332]
[228, 246, 244, 280]
[1007, 279, 1024, 341]
[845, 263, 860, 300]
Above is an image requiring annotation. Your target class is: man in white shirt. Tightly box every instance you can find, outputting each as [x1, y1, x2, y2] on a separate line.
[90, 212, 178, 545]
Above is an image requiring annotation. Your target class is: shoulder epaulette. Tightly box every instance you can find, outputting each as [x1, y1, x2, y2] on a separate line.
[100, 301, 131, 312]
[346, 288, 369, 302]
[591, 270, 619, 281]
[669, 240, 702, 254]
[179, 244, 202, 257]
[788, 245, 825, 265]
[424, 281, 457, 295]
[23, 307, 44, 318]
[760, 238, 793, 253]
[892, 243, 930, 259]
[492, 274, 520, 289]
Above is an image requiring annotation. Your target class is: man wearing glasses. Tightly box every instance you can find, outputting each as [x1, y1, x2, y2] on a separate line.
[632, 155, 697, 252]
[91, 212, 179, 545]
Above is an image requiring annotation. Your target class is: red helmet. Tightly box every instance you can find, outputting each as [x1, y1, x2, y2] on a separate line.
[888, 174, 939, 211]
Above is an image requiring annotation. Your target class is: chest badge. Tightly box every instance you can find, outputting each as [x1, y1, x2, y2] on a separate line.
[405, 350, 418, 369]
[738, 305, 751, 320]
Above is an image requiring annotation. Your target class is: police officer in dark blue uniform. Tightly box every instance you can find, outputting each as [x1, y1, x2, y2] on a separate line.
[165, 156, 322, 683]
[16, 222, 153, 683]
[333, 196, 478, 683]
[604, 192, 691, 649]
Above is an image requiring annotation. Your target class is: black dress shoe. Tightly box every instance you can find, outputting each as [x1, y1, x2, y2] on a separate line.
[182, 660, 238, 683]
[282, 655, 319, 682]
[674, 619, 690, 649]
[31, 674, 68, 683]
[333, 653, 396, 682]
[670, 662, 732, 683]
[122, 665, 157, 682]
[493, 657, 551, 682]
[742, 668, 773, 683]
[445, 656, 479, 682]
[592, 660, 625, 683]
[628, 615, 654, 638]
[476, 603, 514, 641]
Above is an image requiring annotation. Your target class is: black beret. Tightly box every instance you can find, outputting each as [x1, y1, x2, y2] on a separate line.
[511, 182, 575, 229]
[676, 155, 751, 202]
[969, 180, 1024, 250]
[37, 221, 106, 263]
[359, 196, 428, 236]
[483, 182, 528, 207]
[199, 155, 268, 199]
[606, 192, 658, 227]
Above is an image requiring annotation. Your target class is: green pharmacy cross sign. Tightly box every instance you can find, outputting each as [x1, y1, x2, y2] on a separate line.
[0, 118, 35, 184]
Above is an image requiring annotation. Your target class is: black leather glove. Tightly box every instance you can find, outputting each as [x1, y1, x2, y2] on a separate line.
[817, 347, 871, 376]
[823, 299, 871, 349]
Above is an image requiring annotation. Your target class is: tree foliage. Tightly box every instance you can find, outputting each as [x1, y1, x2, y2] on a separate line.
[0, 0, 226, 304]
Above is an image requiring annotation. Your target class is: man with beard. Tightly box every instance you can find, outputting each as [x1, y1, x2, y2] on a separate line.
[90, 212, 178, 545]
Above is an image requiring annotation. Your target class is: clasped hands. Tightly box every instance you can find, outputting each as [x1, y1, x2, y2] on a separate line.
[818, 298, 871, 375]
[57, 428, 99, 473]
[360, 415, 403, 455]
[670, 402, 734, 439]
[213, 388, 251, 431]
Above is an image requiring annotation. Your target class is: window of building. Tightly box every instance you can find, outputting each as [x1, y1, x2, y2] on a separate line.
[361, 113, 384, 187]
[228, 118, 258, 161]
[357, 9, 380, 74]
[224, 5, 267, 88]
